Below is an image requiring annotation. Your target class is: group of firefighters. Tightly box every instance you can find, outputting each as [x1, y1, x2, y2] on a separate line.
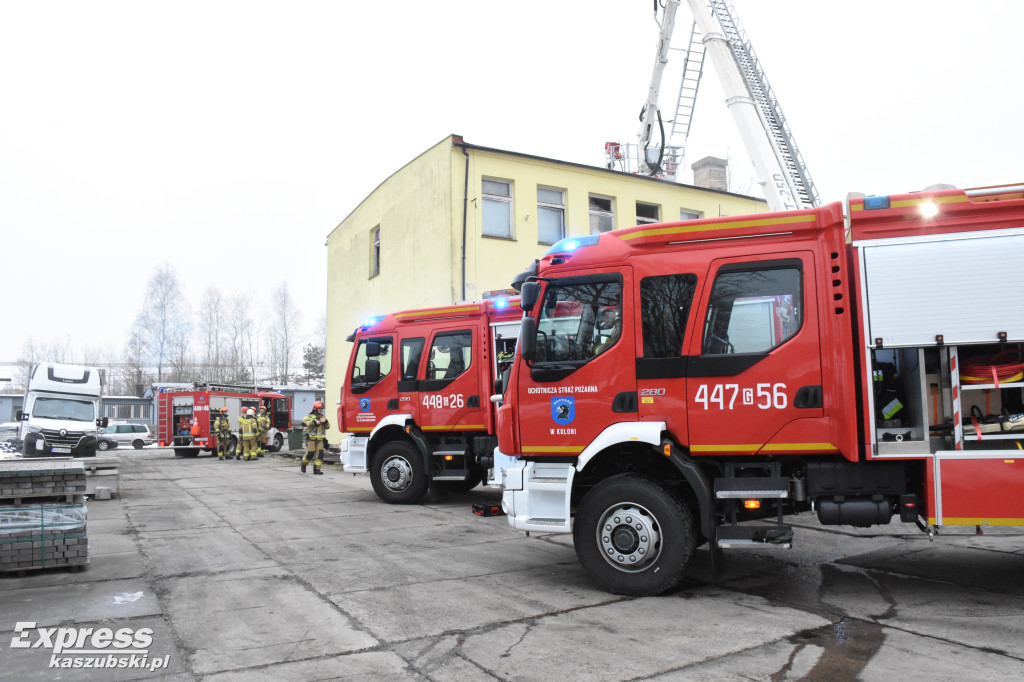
[211, 401, 330, 474]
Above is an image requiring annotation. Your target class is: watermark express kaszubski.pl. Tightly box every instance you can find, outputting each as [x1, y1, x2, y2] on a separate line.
[10, 622, 170, 671]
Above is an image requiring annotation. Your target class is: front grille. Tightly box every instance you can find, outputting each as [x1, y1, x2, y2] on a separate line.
[41, 428, 85, 447]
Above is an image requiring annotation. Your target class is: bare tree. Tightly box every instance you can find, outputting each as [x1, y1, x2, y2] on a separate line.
[267, 281, 299, 384]
[116, 331, 151, 396]
[198, 286, 226, 382]
[133, 264, 189, 381]
[225, 294, 254, 384]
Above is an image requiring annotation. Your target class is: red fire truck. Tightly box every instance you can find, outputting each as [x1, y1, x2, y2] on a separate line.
[339, 297, 521, 503]
[156, 383, 292, 457]
[496, 184, 1024, 595]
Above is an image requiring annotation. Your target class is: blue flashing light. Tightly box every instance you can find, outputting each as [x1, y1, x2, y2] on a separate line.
[863, 196, 891, 211]
[493, 299, 508, 309]
[362, 316, 380, 327]
[544, 234, 600, 256]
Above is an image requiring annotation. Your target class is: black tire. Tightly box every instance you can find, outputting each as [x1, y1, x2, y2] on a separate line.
[370, 440, 428, 504]
[132, 439, 144, 449]
[97, 440, 110, 451]
[573, 474, 695, 596]
[182, 448, 200, 458]
[272, 433, 284, 452]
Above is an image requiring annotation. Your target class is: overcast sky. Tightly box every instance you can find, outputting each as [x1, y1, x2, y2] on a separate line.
[1, 0, 1021, 368]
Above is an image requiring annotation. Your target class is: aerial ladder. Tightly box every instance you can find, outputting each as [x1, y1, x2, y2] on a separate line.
[607, 0, 819, 212]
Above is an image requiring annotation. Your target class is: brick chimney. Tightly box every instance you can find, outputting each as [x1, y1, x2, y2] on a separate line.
[691, 156, 728, 191]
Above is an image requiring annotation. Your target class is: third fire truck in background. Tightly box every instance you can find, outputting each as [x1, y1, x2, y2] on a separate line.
[339, 298, 521, 503]
[496, 184, 1024, 595]
[155, 384, 292, 457]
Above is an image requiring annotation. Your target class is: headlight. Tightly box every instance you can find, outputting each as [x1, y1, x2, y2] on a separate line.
[84, 429, 97, 437]
[28, 425, 42, 434]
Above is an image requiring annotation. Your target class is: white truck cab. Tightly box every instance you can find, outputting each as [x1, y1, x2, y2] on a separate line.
[18, 363, 107, 457]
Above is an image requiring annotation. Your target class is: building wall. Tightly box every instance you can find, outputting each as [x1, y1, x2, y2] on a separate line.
[0, 396, 23, 423]
[325, 138, 456, 409]
[325, 135, 768, 414]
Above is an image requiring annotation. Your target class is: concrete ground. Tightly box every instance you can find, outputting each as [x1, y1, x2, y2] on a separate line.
[3, 448, 1024, 681]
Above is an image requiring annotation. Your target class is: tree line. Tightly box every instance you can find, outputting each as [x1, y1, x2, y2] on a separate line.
[12, 265, 326, 395]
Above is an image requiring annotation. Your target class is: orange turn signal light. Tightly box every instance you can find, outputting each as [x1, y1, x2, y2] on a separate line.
[744, 500, 760, 510]
[444, 455, 453, 461]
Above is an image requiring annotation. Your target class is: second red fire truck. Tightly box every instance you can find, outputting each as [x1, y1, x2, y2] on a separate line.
[339, 298, 521, 503]
[156, 383, 292, 457]
[496, 184, 1024, 595]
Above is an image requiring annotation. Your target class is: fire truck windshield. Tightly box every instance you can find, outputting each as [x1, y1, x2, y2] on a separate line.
[535, 278, 622, 363]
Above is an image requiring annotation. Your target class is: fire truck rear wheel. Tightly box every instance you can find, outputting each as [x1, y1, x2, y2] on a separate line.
[182, 448, 200, 458]
[573, 474, 694, 596]
[371, 441, 428, 504]
[272, 434, 284, 452]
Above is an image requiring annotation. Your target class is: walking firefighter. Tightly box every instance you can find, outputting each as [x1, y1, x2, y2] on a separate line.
[301, 400, 330, 474]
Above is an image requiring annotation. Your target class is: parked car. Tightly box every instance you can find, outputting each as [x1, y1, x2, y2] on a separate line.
[99, 423, 154, 449]
[97, 434, 119, 451]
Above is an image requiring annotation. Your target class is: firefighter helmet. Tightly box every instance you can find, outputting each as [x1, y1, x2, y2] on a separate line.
[259, 405, 267, 412]
[247, 408, 255, 416]
[313, 401, 324, 411]
[220, 407, 228, 413]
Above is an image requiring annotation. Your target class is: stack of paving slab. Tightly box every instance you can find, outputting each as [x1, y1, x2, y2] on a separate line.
[0, 461, 88, 572]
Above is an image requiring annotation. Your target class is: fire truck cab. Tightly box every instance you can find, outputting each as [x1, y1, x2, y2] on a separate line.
[498, 185, 1024, 595]
[339, 298, 521, 503]
[156, 384, 292, 457]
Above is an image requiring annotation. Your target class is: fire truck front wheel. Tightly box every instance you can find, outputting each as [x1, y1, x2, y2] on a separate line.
[371, 441, 428, 504]
[573, 474, 695, 596]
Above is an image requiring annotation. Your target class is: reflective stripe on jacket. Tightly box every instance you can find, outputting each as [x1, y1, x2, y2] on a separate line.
[239, 416, 257, 436]
[302, 412, 330, 439]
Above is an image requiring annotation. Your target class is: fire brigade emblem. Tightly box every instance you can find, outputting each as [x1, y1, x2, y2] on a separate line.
[551, 397, 575, 425]
[359, 398, 371, 412]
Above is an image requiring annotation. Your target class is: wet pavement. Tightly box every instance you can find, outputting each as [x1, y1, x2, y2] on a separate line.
[2, 448, 1023, 680]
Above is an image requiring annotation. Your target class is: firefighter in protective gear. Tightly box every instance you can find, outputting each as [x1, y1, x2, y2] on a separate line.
[256, 405, 271, 457]
[301, 400, 330, 474]
[238, 408, 259, 461]
[215, 407, 232, 460]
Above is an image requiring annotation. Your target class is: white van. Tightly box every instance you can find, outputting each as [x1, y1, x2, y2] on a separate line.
[18, 363, 108, 457]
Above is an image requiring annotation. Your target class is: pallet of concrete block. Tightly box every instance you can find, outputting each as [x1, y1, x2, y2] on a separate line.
[0, 460, 87, 504]
[0, 502, 88, 573]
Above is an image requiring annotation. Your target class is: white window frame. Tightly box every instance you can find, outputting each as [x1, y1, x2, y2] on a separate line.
[589, 194, 615, 234]
[537, 186, 565, 244]
[636, 201, 660, 225]
[680, 208, 703, 221]
[370, 225, 381, 278]
[482, 178, 513, 239]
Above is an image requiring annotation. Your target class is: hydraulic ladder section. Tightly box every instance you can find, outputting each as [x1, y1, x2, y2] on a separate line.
[668, 21, 707, 147]
[708, 0, 820, 208]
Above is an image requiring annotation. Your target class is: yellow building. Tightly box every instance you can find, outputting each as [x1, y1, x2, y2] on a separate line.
[325, 134, 767, 407]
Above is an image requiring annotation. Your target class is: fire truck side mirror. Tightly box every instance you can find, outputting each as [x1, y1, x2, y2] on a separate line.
[520, 282, 540, 312]
[16, 410, 25, 421]
[365, 342, 381, 358]
[364, 359, 381, 383]
[520, 317, 537, 361]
